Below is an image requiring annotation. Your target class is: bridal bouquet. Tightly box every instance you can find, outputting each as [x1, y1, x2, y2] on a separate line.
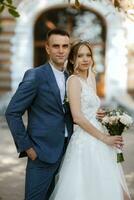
[101, 109, 133, 163]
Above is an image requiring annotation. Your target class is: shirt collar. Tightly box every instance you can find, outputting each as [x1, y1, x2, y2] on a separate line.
[49, 61, 65, 75]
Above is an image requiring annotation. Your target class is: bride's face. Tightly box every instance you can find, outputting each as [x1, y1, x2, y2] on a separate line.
[75, 45, 93, 72]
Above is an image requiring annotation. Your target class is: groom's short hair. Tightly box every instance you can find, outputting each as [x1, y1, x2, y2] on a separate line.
[46, 28, 70, 40]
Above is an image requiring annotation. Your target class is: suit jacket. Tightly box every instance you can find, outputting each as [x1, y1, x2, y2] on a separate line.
[5, 63, 73, 163]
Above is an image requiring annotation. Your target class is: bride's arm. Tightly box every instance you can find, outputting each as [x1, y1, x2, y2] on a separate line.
[68, 76, 123, 147]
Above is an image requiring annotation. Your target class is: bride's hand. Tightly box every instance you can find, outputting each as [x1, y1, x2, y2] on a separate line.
[102, 135, 124, 148]
[96, 109, 105, 121]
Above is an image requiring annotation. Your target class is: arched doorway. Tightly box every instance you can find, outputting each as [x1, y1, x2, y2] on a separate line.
[34, 5, 106, 97]
[10, 0, 127, 101]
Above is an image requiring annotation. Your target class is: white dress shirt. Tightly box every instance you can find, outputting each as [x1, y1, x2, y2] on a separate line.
[50, 64, 65, 104]
[50, 63, 68, 137]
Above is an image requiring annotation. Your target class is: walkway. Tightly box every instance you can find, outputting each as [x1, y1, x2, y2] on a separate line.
[0, 118, 134, 200]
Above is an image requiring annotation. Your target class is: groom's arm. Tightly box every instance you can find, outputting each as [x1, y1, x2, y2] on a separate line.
[5, 69, 38, 154]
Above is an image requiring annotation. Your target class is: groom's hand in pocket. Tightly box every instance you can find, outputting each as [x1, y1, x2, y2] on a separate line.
[26, 147, 37, 161]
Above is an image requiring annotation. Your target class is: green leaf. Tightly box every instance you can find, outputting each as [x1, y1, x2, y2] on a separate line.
[117, 153, 125, 163]
[0, 5, 4, 13]
[7, 4, 17, 9]
[8, 8, 20, 17]
[6, 0, 12, 4]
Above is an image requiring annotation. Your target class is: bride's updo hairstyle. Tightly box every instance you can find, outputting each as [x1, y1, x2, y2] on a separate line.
[67, 40, 95, 75]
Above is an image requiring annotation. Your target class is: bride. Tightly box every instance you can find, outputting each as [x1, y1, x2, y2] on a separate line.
[49, 41, 131, 200]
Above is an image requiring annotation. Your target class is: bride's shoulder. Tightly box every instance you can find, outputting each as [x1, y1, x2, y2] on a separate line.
[67, 75, 80, 84]
[67, 75, 82, 91]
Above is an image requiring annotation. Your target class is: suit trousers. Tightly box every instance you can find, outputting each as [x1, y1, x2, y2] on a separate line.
[25, 138, 68, 200]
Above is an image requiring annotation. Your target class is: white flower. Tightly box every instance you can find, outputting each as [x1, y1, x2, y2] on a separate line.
[116, 112, 120, 116]
[120, 114, 133, 126]
[100, 109, 133, 131]
[102, 116, 109, 124]
[109, 116, 119, 124]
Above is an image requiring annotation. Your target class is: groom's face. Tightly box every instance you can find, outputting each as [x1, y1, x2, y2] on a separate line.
[45, 34, 70, 68]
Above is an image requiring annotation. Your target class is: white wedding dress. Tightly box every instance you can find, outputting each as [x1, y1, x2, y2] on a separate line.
[50, 75, 131, 200]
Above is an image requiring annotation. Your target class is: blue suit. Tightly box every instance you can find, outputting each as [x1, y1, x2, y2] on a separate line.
[5, 63, 73, 200]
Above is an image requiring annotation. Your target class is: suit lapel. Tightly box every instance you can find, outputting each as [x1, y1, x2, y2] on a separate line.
[64, 70, 69, 82]
[45, 64, 63, 109]
[64, 70, 69, 98]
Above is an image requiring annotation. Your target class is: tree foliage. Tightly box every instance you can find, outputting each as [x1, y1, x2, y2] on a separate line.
[69, 0, 134, 21]
[0, 0, 19, 17]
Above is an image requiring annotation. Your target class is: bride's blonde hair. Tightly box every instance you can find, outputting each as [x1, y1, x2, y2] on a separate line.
[66, 40, 95, 75]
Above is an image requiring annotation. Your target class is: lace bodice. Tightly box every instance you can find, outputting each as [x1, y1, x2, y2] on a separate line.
[67, 75, 100, 121]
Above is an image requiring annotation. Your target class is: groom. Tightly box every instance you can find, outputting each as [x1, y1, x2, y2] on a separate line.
[5, 28, 73, 200]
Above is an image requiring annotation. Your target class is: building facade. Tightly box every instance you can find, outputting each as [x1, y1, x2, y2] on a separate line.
[0, 0, 134, 104]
